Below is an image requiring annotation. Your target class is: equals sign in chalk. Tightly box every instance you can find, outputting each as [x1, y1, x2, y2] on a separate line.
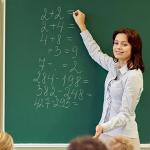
[67, 10, 75, 15]
[67, 37, 72, 41]
[83, 80, 89, 84]
[87, 94, 92, 97]
[72, 102, 78, 106]
[65, 49, 70, 53]
[68, 24, 75, 28]
[58, 90, 62, 92]
[47, 63, 53, 65]
[62, 64, 68, 67]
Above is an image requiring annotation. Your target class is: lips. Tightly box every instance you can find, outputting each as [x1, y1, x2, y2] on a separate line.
[115, 51, 124, 54]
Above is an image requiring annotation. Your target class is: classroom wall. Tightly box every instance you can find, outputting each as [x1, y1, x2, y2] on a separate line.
[0, 0, 148, 150]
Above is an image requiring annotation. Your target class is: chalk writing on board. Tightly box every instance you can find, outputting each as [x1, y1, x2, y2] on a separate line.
[33, 6, 92, 109]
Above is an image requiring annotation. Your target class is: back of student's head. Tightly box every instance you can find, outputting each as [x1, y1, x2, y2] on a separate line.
[105, 135, 133, 150]
[0, 131, 14, 150]
[67, 136, 107, 150]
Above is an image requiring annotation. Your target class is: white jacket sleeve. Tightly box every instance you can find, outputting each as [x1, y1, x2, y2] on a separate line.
[80, 30, 114, 71]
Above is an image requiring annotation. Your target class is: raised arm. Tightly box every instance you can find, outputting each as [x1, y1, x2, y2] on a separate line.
[73, 10, 114, 71]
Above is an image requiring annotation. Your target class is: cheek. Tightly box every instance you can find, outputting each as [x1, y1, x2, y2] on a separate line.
[125, 48, 132, 56]
[113, 46, 115, 52]
[129, 47, 132, 54]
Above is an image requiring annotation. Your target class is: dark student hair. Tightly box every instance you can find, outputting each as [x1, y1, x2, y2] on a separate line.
[67, 136, 107, 150]
[112, 28, 145, 73]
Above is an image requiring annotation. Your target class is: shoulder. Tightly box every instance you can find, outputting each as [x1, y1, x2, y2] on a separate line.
[125, 69, 143, 85]
[124, 69, 144, 92]
[127, 69, 143, 78]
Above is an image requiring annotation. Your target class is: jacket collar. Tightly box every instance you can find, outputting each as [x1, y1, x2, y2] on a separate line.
[114, 62, 128, 75]
[119, 64, 128, 75]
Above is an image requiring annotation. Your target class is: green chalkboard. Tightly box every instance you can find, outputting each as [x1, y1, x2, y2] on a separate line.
[4, 0, 150, 144]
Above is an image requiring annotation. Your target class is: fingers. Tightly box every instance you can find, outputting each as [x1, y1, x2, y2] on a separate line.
[73, 10, 84, 17]
[96, 125, 103, 133]
[73, 10, 78, 16]
[73, 10, 86, 31]
[74, 9, 81, 14]
[73, 12, 77, 18]
[93, 135, 97, 139]
[93, 125, 103, 139]
[93, 131, 100, 139]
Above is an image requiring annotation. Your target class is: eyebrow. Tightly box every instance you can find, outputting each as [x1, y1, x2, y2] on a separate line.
[114, 40, 128, 42]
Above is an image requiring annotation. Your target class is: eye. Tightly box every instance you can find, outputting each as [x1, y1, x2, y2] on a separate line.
[122, 43, 127, 46]
[114, 42, 118, 45]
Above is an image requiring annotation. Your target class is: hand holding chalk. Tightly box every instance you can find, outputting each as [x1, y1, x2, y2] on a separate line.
[75, 12, 78, 16]
[73, 10, 87, 32]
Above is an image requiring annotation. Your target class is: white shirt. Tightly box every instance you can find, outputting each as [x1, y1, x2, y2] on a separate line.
[80, 30, 143, 138]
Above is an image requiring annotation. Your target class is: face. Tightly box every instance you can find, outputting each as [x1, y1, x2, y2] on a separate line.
[113, 33, 132, 63]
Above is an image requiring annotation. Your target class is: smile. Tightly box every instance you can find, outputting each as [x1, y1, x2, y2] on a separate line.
[115, 51, 124, 54]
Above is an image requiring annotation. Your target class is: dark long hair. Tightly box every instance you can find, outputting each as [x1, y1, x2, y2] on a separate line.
[112, 28, 145, 73]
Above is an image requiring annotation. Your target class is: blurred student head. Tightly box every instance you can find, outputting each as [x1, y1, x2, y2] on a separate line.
[105, 135, 133, 150]
[67, 135, 107, 150]
[0, 131, 14, 150]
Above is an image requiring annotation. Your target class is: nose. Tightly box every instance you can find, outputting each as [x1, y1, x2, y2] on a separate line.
[117, 43, 122, 49]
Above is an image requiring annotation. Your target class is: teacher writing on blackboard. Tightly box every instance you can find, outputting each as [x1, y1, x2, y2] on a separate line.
[73, 10, 145, 150]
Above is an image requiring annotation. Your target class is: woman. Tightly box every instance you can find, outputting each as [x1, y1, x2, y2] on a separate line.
[73, 10, 145, 150]
[0, 131, 14, 150]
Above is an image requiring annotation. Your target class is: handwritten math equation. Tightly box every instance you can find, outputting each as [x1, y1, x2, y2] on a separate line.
[33, 7, 92, 109]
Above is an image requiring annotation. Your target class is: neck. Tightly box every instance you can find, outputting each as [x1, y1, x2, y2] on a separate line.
[119, 60, 127, 68]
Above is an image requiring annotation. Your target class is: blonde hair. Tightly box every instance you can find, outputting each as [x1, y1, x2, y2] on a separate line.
[105, 135, 133, 150]
[0, 131, 14, 150]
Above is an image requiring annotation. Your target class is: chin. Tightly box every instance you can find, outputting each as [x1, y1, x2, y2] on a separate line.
[114, 55, 120, 60]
